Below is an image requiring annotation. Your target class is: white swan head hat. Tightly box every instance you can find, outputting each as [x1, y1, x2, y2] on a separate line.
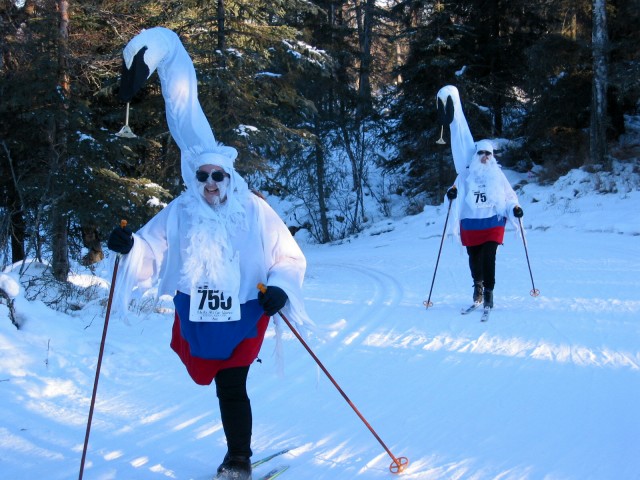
[120, 27, 246, 194]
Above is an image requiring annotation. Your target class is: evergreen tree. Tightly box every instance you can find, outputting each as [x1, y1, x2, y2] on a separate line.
[383, 1, 461, 208]
[2, 0, 640, 270]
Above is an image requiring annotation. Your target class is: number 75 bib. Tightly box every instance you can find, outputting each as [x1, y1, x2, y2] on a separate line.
[467, 183, 493, 209]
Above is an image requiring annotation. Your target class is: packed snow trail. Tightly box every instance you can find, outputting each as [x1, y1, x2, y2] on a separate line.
[1, 168, 640, 479]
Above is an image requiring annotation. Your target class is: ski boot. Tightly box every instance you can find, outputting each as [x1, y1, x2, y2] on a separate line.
[483, 289, 494, 309]
[473, 281, 484, 304]
[214, 453, 252, 480]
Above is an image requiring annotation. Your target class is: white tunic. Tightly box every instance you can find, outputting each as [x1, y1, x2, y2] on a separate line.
[112, 192, 309, 328]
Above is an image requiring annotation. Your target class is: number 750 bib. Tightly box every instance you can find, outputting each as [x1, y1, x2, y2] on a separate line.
[189, 285, 241, 322]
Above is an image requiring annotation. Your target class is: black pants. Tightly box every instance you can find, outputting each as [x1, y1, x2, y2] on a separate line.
[466, 241, 499, 291]
[215, 366, 252, 458]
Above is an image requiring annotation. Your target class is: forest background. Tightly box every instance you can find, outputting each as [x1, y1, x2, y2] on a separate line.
[1, 0, 639, 285]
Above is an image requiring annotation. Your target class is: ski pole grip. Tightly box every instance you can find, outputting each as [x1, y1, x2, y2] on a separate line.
[257, 283, 267, 294]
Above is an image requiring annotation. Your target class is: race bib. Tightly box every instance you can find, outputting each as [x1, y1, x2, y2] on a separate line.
[467, 183, 492, 209]
[189, 285, 241, 322]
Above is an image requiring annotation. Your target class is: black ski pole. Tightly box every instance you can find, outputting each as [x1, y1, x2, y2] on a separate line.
[424, 198, 453, 308]
[79, 221, 126, 480]
[518, 217, 540, 297]
[258, 284, 409, 474]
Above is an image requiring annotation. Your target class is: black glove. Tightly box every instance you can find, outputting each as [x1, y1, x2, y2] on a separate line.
[107, 225, 134, 254]
[258, 285, 288, 316]
[446, 186, 458, 200]
[513, 206, 524, 218]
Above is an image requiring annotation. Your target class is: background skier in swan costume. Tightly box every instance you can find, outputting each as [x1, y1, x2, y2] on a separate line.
[436, 85, 524, 310]
[107, 27, 310, 480]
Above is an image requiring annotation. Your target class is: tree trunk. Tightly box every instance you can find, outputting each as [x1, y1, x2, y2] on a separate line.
[338, 122, 366, 232]
[313, 131, 330, 243]
[355, 0, 375, 106]
[1, 141, 26, 263]
[590, 0, 609, 169]
[51, 0, 71, 281]
[339, 0, 376, 232]
[10, 202, 26, 264]
[217, 0, 226, 66]
[489, 0, 503, 136]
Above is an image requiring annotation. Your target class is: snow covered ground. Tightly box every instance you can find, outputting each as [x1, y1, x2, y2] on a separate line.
[1, 159, 639, 479]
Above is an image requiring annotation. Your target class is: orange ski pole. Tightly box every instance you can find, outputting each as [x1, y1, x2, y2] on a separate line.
[258, 283, 409, 474]
[79, 220, 127, 480]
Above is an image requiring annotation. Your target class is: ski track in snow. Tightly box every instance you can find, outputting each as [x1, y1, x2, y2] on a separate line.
[2, 170, 640, 479]
[304, 261, 640, 372]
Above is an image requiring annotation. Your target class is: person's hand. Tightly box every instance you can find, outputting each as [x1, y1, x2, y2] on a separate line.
[513, 206, 524, 218]
[107, 225, 134, 254]
[446, 186, 458, 200]
[258, 285, 288, 316]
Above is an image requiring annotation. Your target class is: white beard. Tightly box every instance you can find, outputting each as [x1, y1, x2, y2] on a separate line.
[215, 178, 229, 204]
[198, 177, 229, 207]
[179, 179, 247, 292]
[181, 205, 240, 290]
[466, 157, 507, 215]
[469, 155, 497, 181]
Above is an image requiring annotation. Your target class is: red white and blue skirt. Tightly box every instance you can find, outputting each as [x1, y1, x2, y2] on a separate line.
[170, 292, 269, 385]
[460, 215, 506, 247]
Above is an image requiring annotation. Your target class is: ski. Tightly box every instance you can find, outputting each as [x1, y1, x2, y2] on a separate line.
[252, 448, 291, 469]
[256, 465, 289, 480]
[480, 307, 491, 322]
[461, 302, 482, 315]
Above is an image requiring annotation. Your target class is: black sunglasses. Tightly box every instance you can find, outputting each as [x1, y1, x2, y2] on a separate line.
[477, 150, 492, 156]
[196, 170, 227, 182]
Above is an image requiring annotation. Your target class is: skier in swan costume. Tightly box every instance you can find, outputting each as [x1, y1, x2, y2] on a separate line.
[436, 85, 524, 310]
[107, 27, 310, 480]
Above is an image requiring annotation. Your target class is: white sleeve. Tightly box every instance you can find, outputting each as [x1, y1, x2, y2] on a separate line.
[110, 202, 173, 315]
[256, 197, 312, 328]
